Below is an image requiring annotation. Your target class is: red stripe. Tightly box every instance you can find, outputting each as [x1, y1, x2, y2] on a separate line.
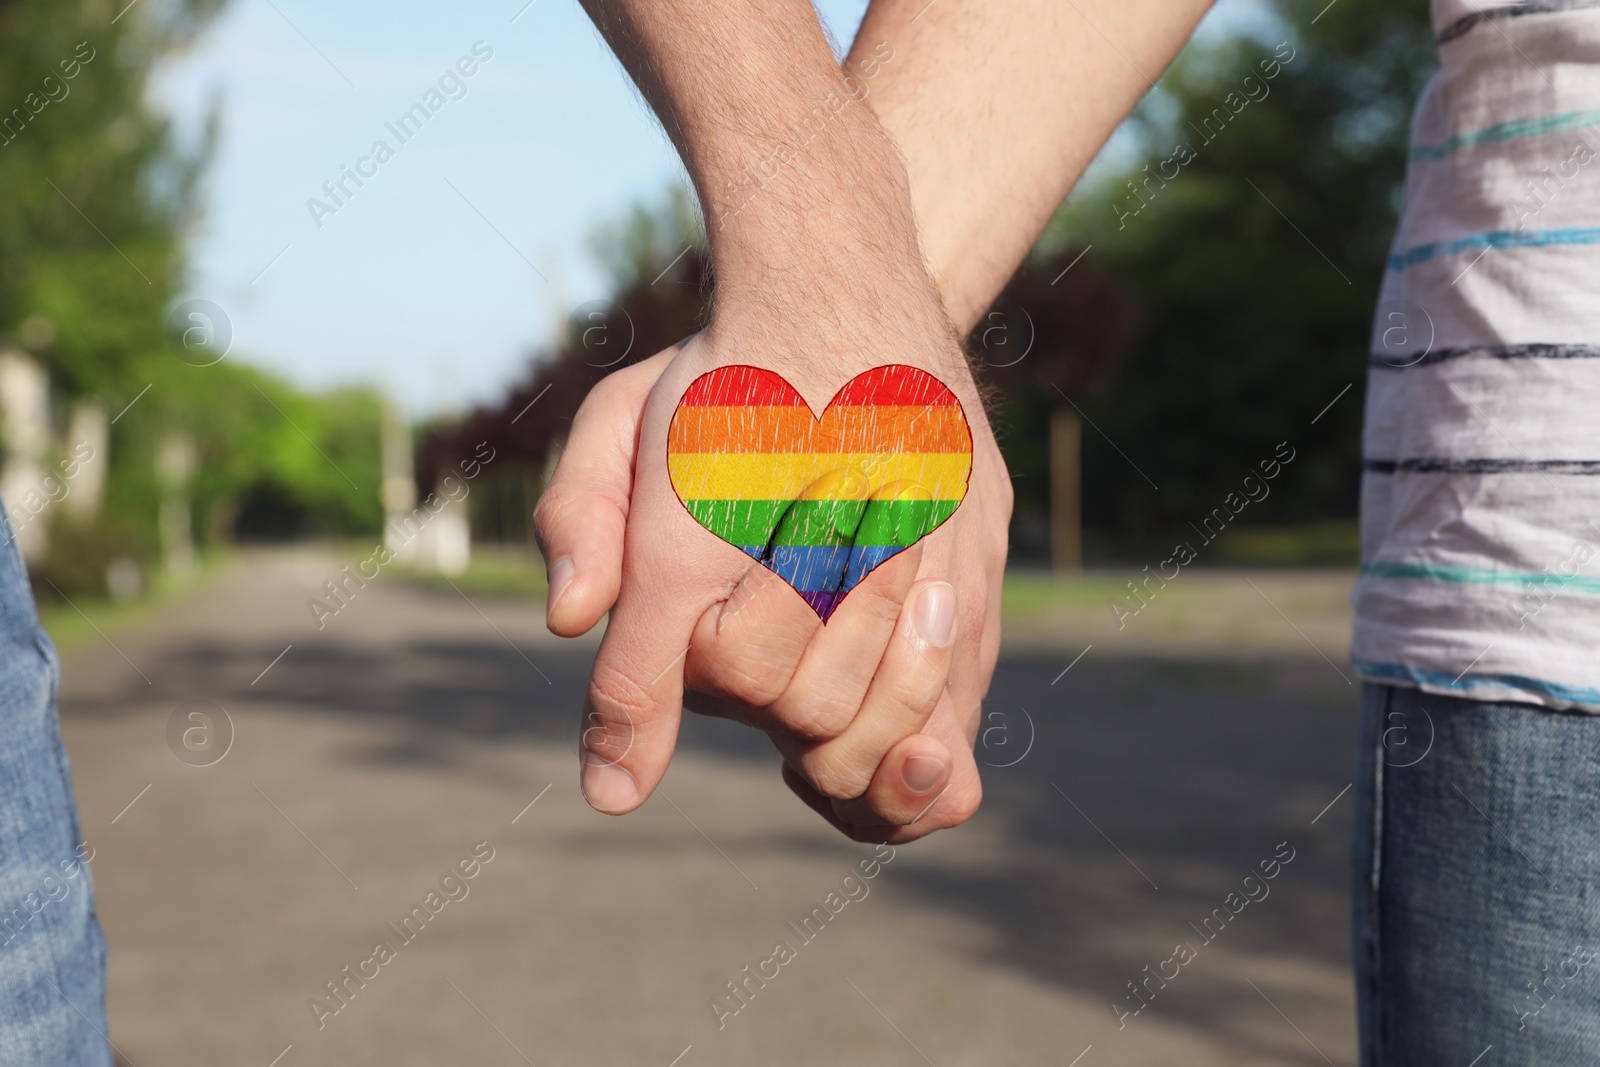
[678, 366, 806, 407]
[827, 364, 959, 408]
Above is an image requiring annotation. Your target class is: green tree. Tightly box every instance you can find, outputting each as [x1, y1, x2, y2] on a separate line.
[1026, 0, 1435, 552]
[3, 0, 387, 595]
[0, 0, 225, 396]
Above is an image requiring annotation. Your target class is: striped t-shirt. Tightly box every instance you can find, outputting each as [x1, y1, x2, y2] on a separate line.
[1353, 0, 1600, 710]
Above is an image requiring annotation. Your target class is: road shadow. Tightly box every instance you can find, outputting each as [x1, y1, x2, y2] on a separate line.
[64, 583, 1360, 1063]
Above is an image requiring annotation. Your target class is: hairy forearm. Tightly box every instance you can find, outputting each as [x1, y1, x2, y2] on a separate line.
[581, 0, 950, 345]
[846, 0, 1216, 334]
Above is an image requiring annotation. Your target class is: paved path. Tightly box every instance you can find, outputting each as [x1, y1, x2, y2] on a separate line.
[57, 551, 1361, 1066]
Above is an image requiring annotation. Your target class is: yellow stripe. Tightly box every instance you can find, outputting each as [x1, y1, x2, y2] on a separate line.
[669, 452, 971, 502]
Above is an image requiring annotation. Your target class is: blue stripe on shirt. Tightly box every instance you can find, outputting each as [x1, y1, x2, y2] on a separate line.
[1361, 560, 1600, 594]
[1388, 227, 1600, 270]
[1409, 109, 1600, 162]
[1355, 657, 1600, 706]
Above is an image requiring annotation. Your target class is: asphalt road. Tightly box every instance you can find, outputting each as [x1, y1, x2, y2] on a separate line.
[56, 550, 1361, 1066]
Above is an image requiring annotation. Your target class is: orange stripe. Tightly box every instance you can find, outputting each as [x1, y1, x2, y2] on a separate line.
[667, 405, 971, 454]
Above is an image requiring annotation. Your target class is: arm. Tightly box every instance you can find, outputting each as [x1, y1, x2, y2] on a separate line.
[539, 0, 1217, 841]
[769, 0, 1219, 836]
[578, 0, 957, 355]
[557, 0, 993, 835]
[847, 0, 1217, 332]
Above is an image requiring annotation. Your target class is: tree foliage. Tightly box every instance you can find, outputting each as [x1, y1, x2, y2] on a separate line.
[438, 0, 1438, 564]
[1021, 0, 1435, 550]
[2, 0, 382, 596]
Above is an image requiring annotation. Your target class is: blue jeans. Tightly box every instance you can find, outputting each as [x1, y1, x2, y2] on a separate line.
[1353, 682, 1600, 1064]
[0, 508, 110, 1065]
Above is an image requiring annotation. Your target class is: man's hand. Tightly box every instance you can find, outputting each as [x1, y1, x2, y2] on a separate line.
[536, 298, 1010, 841]
[528, 0, 1015, 841]
[548, 0, 1215, 842]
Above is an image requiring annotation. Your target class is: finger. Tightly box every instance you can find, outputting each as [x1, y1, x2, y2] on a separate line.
[578, 352, 743, 815]
[782, 696, 984, 844]
[829, 690, 978, 825]
[687, 539, 921, 740]
[955, 447, 1011, 746]
[579, 568, 705, 815]
[780, 577, 956, 799]
[841, 731, 952, 825]
[756, 540, 924, 742]
[682, 560, 820, 711]
[532, 351, 672, 637]
[945, 521, 1005, 748]
[683, 463, 912, 719]
[781, 762, 849, 830]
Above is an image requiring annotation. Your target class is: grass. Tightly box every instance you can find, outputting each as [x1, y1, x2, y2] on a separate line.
[384, 546, 1218, 617]
[36, 550, 236, 654]
[1203, 520, 1360, 566]
[1079, 519, 1360, 568]
[1001, 572, 1131, 616]
[397, 544, 548, 600]
[26, 527, 1355, 661]
[382, 540, 1355, 648]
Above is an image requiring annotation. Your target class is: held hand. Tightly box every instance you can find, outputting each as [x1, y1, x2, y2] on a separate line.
[534, 321, 1011, 843]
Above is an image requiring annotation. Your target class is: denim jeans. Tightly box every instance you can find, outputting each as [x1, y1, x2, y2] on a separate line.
[1353, 682, 1600, 1065]
[0, 507, 110, 1065]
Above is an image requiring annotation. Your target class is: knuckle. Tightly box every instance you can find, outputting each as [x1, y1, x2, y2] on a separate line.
[962, 598, 988, 647]
[584, 663, 654, 759]
[883, 656, 945, 723]
[797, 749, 870, 802]
[531, 485, 573, 541]
[588, 660, 653, 719]
[852, 581, 909, 630]
[771, 693, 853, 743]
[579, 361, 638, 408]
[703, 654, 791, 709]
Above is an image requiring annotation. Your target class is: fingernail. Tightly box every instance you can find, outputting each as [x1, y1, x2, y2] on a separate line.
[547, 556, 576, 612]
[902, 755, 947, 794]
[582, 750, 638, 813]
[585, 751, 640, 819]
[913, 581, 956, 648]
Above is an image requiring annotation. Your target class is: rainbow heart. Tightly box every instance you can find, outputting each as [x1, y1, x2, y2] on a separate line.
[667, 364, 972, 622]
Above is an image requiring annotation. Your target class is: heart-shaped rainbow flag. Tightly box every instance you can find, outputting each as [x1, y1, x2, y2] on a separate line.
[667, 364, 972, 622]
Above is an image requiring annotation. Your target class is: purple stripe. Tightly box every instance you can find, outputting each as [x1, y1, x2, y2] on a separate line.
[796, 589, 847, 622]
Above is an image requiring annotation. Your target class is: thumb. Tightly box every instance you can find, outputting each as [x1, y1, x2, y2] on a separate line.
[533, 351, 672, 636]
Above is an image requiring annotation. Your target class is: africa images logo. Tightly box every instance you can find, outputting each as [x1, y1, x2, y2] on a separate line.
[305, 41, 494, 229]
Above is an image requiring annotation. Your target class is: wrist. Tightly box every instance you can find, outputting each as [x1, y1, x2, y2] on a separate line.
[705, 125, 966, 366]
[700, 97, 926, 295]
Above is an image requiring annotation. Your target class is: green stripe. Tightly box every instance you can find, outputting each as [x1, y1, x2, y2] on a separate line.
[1361, 560, 1600, 594]
[686, 498, 960, 547]
[1409, 109, 1600, 162]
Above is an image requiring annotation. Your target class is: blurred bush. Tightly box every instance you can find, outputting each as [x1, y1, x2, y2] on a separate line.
[36, 512, 155, 601]
[417, 0, 1438, 570]
[1022, 0, 1434, 550]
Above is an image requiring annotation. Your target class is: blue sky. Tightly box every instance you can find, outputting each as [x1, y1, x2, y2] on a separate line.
[155, 0, 1257, 417]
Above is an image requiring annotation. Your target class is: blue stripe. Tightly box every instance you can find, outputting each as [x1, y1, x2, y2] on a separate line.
[740, 544, 906, 592]
[1388, 227, 1600, 270]
[1361, 560, 1600, 594]
[1408, 109, 1600, 162]
[1355, 657, 1600, 707]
